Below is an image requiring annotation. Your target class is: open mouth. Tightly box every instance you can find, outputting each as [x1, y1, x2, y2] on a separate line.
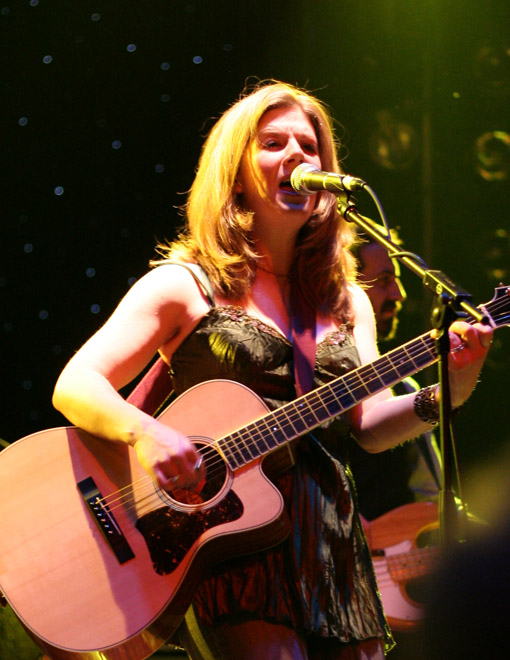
[279, 179, 297, 194]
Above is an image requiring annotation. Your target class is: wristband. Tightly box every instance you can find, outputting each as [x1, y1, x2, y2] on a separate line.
[413, 385, 440, 426]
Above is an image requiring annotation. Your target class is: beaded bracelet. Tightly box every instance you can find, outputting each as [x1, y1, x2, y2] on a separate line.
[413, 384, 440, 425]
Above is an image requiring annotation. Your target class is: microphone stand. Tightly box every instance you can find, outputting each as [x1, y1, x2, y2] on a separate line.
[337, 195, 489, 549]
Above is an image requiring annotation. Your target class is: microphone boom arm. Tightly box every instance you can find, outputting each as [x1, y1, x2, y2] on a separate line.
[336, 196, 488, 324]
[336, 194, 492, 550]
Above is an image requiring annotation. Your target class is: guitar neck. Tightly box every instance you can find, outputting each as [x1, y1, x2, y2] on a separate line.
[387, 545, 439, 582]
[219, 332, 436, 469]
[217, 284, 510, 471]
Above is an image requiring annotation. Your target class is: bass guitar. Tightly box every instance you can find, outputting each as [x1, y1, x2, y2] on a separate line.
[0, 285, 508, 659]
[362, 501, 439, 631]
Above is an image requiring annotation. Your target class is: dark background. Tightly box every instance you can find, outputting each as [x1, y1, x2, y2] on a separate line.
[2, 0, 510, 518]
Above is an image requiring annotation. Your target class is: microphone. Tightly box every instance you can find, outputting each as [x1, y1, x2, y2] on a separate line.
[290, 163, 366, 195]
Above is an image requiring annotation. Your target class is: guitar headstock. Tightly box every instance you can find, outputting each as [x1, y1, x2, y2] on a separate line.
[481, 284, 510, 329]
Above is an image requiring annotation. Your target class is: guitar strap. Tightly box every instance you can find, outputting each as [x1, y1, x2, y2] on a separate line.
[290, 284, 317, 397]
[126, 357, 172, 416]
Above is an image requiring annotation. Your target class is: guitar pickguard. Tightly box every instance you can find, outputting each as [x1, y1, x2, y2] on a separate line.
[136, 490, 243, 575]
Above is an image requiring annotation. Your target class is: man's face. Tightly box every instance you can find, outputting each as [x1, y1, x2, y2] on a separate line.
[358, 242, 407, 341]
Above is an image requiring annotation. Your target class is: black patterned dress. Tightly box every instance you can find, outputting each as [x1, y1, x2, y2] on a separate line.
[169, 305, 391, 647]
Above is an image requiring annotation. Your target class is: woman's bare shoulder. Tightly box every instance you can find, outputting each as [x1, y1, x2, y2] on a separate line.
[124, 263, 210, 308]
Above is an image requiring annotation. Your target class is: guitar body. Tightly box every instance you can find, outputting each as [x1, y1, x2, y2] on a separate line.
[362, 502, 439, 631]
[0, 380, 290, 660]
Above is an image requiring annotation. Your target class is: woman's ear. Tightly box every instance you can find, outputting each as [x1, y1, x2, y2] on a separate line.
[234, 178, 243, 194]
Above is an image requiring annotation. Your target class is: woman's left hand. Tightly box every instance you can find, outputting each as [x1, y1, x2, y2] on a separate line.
[446, 320, 493, 408]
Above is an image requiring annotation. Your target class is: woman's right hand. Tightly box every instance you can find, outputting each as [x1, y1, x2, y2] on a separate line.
[131, 419, 205, 491]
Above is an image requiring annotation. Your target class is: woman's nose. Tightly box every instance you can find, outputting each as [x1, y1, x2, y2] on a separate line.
[285, 139, 306, 163]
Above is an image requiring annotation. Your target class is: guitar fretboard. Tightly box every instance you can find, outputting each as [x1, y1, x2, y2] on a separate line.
[219, 334, 435, 470]
[215, 286, 509, 470]
[387, 546, 439, 582]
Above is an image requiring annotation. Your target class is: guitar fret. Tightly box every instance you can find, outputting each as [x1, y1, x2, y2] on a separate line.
[307, 390, 333, 423]
[282, 404, 309, 435]
[222, 423, 273, 469]
[220, 432, 245, 469]
[273, 407, 303, 438]
[333, 388, 357, 409]
[400, 345, 421, 376]
[403, 339, 434, 374]
[387, 546, 438, 581]
[411, 337, 435, 368]
[389, 350, 415, 378]
[320, 387, 344, 417]
[288, 399, 322, 432]
[343, 371, 371, 401]
[378, 355, 400, 386]
[294, 398, 321, 429]
[255, 418, 287, 452]
[228, 406, 309, 469]
[404, 340, 427, 368]
[360, 363, 385, 394]
[243, 422, 275, 458]
[231, 430, 257, 463]
[231, 405, 310, 469]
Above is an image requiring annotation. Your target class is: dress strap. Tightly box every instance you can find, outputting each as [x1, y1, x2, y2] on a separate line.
[126, 263, 215, 414]
[176, 263, 216, 308]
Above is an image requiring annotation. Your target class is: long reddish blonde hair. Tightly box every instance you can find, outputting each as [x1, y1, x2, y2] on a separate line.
[152, 80, 358, 322]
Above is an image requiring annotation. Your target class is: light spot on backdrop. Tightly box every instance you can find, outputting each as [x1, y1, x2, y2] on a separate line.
[369, 109, 420, 171]
[475, 130, 510, 181]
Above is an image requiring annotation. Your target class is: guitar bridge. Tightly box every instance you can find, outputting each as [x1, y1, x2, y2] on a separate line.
[78, 476, 135, 564]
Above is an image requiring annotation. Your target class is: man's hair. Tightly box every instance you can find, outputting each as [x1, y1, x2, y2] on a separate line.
[352, 226, 402, 274]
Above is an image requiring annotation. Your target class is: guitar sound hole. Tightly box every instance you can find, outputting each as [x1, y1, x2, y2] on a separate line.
[135, 439, 243, 575]
[161, 439, 229, 509]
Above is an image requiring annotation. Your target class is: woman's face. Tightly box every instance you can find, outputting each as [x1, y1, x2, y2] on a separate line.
[235, 104, 323, 234]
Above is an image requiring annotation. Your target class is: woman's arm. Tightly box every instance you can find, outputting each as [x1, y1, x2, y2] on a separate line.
[53, 265, 209, 489]
[349, 284, 493, 452]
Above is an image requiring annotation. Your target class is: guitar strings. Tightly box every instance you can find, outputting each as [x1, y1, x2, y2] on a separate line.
[93, 293, 509, 519]
[96, 332, 502, 511]
[385, 545, 438, 579]
[94, 443, 226, 516]
[92, 332, 477, 518]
